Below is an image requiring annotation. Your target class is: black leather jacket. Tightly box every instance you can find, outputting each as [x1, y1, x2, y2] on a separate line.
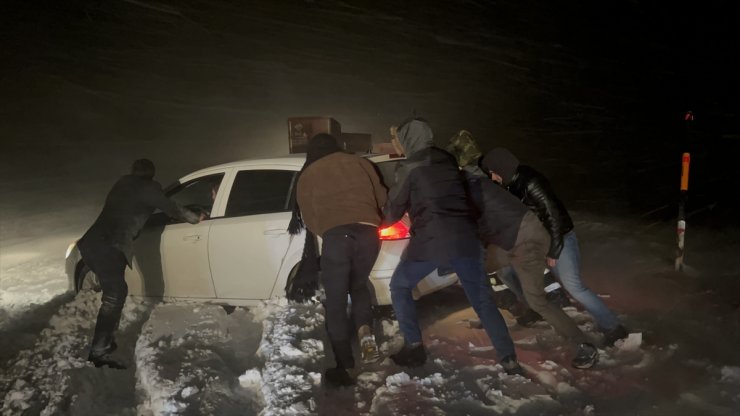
[507, 165, 574, 258]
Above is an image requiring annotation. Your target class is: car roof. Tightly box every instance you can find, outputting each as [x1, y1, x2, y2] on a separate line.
[184, 153, 405, 178]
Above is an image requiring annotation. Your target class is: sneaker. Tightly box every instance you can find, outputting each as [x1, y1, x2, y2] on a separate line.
[500, 355, 524, 376]
[602, 325, 628, 347]
[324, 367, 354, 388]
[516, 308, 544, 327]
[390, 342, 426, 367]
[571, 343, 598, 369]
[88, 353, 127, 369]
[360, 335, 381, 365]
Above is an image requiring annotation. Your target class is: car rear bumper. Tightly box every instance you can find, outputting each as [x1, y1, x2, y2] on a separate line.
[369, 268, 459, 306]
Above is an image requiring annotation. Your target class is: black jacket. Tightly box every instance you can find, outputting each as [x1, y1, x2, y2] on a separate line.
[79, 175, 199, 265]
[507, 165, 574, 258]
[385, 120, 480, 263]
[465, 168, 528, 251]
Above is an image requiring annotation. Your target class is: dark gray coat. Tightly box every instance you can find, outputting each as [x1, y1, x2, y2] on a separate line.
[474, 178, 529, 251]
[384, 120, 480, 263]
[78, 175, 199, 265]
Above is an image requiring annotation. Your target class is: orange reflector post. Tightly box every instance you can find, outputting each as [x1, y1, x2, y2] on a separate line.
[680, 152, 690, 191]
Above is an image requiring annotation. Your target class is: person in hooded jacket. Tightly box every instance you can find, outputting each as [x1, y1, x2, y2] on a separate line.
[384, 118, 523, 375]
[475, 151, 600, 369]
[78, 159, 200, 369]
[293, 133, 388, 387]
[483, 148, 628, 347]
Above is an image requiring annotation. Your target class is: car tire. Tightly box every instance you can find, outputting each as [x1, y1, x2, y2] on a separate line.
[77, 263, 102, 293]
[284, 260, 325, 301]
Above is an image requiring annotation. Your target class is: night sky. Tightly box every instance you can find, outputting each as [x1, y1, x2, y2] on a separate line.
[1, 0, 739, 244]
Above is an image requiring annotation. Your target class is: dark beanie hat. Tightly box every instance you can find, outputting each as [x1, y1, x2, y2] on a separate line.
[481, 148, 520, 185]
[306, 133, 342, 165]
[131, 158, 155, 179]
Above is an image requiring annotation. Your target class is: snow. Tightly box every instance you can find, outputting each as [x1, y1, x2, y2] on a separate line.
[1, 1, 740, 415]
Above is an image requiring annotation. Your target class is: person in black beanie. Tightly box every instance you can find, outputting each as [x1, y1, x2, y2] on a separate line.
[290, 133, 388, 387]
[483, 148, 628, 348]
[476, 151, 599, 369]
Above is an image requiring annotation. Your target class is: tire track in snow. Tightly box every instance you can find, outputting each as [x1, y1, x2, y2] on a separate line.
[246, 299, 326, 416]
[0, 290, 151, 415]
[135, 303, 264, 415]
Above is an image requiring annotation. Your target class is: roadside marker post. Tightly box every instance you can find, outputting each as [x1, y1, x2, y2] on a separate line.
[675, 152, 690, 272]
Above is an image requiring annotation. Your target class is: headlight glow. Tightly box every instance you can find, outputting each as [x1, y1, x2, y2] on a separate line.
[65, 242, 77, 259]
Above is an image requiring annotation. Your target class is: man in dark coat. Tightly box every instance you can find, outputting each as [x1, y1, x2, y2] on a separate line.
[78, 159, 200, 368]
[483, 148, 627, 347]
[384, 118, 522, 374]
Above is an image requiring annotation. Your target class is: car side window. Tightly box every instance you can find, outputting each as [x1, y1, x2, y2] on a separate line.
[166, 173, 225, 221]
[225, 169, 297, 217]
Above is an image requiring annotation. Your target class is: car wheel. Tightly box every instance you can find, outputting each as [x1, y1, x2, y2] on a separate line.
[78, 264, 102, 293]
[284, 260, 324, 301]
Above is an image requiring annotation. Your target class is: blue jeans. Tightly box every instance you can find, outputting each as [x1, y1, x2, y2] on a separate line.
[390, 254, 516, 359]
[498, 231, 619, 331]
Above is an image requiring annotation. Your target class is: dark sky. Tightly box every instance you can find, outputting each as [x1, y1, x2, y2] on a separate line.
[1, 0, 738, 242]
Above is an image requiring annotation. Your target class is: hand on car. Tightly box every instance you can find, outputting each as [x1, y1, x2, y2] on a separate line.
[546, 257, 558, 268]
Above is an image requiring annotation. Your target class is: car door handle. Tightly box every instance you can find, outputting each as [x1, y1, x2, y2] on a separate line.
[183, 234, 201, 242]
[263, 229, 287, 236]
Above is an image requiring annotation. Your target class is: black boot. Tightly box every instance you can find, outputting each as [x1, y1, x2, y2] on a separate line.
[500, 355, 524, 376]
[324, 367, 354, 388]
[516, 308, 544, 327]
[88, 352, 127, 369]
[390, 343, 426, 367]
[602, 325, 628, 347]
[571, 343, 598, 369]
[545, 288, 571, 308]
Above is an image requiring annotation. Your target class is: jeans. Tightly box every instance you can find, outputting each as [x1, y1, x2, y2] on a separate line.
[498, 230, 619, 331]
[390, 252, 516, 359]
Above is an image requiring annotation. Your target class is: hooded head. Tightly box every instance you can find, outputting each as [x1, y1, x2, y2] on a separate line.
[446, 130, 482, 168]
[480, 148, 520, 185]
[131, 158, 155, 179]
[396, 118, 434, 158]
[306, 133, 342, 165]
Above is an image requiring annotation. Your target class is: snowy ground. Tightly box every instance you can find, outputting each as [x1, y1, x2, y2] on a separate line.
[2, 214, 739, 415]
[2, 0, 739, 414]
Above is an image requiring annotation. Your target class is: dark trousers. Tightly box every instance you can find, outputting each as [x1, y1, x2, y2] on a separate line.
[320, 223, 380, 369]
[80, 243, 129, 357]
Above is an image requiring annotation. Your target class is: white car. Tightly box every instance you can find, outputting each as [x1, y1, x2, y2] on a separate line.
[65, 154, 459, 306]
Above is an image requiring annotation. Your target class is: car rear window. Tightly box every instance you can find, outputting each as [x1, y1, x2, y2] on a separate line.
[225, 169, 296, 217]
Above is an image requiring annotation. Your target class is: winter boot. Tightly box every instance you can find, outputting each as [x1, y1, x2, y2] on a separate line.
[516, 308, 544, 327]
[358, 324, 380, 365]
[88, 352, 127, 369]
[360, 335, 381, 365]
[602, 325, 628, 347]
[324, 367, 354, 388]
[544, 272, 571, 307]
[500, 355, 524, 376]
[390, 342, 426, 367]
[571, 343, 598, 369]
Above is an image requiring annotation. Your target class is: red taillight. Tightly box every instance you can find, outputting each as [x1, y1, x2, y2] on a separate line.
[379, 220, 410, 240]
